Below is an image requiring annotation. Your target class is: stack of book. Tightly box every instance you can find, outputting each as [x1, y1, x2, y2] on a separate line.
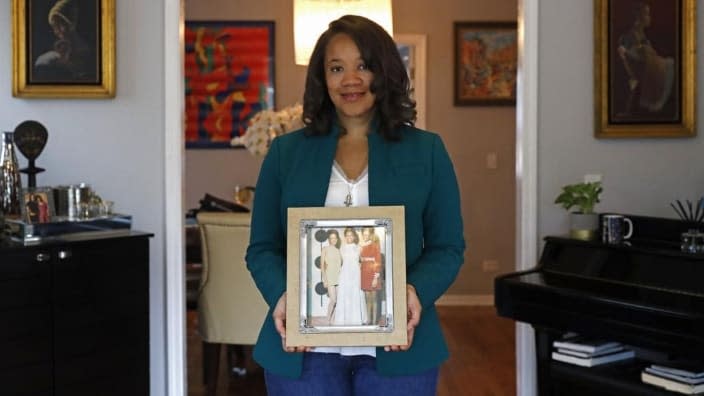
[641, 364, 704, 395]
[551, 336, 635, 367]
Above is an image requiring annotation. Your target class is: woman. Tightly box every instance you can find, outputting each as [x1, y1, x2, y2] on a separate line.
[617, 1, 674, 114]
[333, 227, 366, 326]
[246, 14, 465, 395]
[37, 195, 49, 223]
[34, 0, 93, 82]
[360, 227, 382, 325]
[320, 229, 342, 324]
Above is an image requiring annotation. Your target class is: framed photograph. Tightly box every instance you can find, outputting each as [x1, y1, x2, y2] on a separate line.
[286, 206, 407, 347]
[21, 187, 55, 224]
[395, 34, 427, 129]
[595, 0, 696, 138]
[12, 0, 116, 98]
[454, 22, 517, 106]
[184, 20, 275, 149]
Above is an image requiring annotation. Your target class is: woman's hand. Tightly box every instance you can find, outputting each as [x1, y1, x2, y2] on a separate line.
[273, 293, 312, 353]
[384, 284, 421, 352]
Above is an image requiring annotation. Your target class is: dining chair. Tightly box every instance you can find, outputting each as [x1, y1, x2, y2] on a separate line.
[196, 212, 267, 395]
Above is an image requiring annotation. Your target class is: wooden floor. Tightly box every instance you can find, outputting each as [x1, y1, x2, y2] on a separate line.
[187, 305, 516, 396]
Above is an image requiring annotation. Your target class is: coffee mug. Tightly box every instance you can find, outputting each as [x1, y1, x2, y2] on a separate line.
[601, 214, 633, 244]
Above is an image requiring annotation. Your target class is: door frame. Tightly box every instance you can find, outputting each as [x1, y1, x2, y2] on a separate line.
[164, 0, 186, 394]
[162, 0, 540, 394]
[515, 1, 539, 395]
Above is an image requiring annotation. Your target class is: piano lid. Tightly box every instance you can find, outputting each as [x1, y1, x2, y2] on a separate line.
[495, 214, 704, 357]
[540, 236, 704, 295]
[538, 213, 704, 295]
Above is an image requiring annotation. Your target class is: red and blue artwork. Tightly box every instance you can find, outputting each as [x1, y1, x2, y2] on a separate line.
[185, 21, 275, 148]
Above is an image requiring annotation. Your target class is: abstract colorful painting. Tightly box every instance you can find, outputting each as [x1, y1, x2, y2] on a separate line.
[454, 22, 517, 106]
[184, 21, 275, 148]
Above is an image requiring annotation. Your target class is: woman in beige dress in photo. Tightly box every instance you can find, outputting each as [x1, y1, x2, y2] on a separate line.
[321, 229, 342, 324]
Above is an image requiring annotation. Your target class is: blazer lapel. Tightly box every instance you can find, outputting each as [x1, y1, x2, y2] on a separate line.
[368, 129, 394, 206]
[303, 125, 339, 207]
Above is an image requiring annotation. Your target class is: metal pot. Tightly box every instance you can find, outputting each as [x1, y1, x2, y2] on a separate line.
[53, 183, 92, 220]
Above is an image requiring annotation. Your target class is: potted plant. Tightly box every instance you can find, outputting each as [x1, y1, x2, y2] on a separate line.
[554, 181, 603, 240]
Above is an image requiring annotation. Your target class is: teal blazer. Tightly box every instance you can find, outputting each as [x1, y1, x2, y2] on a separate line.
[246, 123, 465, 378]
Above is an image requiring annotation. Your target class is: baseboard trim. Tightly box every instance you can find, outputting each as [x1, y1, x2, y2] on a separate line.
[436, 294, 494, 306]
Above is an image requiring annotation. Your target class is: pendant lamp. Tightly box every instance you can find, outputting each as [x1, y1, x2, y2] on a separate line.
[293, 0, 393, 65]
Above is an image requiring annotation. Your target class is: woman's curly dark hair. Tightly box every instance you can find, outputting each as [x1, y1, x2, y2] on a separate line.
[302, 15, 416, 141]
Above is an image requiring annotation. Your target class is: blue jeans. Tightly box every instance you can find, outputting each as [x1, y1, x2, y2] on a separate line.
[264, 352, 438, 396]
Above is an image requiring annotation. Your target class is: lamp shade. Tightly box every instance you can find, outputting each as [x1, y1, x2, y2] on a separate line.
[293, 0, 393, 66]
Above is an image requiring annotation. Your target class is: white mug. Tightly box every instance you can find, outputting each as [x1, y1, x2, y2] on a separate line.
[601, 214, 633, 244]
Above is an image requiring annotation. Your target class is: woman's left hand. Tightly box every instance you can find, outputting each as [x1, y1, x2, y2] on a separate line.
[384, 284, 421, 352]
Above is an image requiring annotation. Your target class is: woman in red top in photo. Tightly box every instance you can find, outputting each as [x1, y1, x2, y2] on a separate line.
[360, 227, 382, 325]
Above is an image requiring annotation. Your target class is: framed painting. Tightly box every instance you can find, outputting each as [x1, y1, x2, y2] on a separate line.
[286, 206, 407, 347]
[12, 0, 116, 98]
[184, 20, 275, 149]
[454, 21, 517, 106]
[395, 34, 427, 129]
[595, 0, 696, 138]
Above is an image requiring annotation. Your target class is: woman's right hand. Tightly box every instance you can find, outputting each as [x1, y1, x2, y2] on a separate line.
[273, 293, 312, 353]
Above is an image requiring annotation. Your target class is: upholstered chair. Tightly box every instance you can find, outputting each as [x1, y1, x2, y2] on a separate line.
[196, 212, 267, 395]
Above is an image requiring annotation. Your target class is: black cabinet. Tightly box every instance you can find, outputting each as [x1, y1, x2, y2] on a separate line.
[0, 232, 151, 396]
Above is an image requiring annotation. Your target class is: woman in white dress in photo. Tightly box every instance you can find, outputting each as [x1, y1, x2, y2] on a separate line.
[333, 227, 367, 326]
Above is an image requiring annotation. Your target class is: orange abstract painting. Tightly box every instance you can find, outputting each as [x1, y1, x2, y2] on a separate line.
[454, 22, 517, 106]
[184, 21, 274, 148]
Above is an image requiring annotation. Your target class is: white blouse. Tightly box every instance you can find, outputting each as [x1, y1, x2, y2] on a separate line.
[315, 161, 375, 357]
[324, 161, 369, 208]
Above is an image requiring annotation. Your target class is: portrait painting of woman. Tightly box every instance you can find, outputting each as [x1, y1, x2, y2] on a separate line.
[595, 0, 695, 137]
[610, 0, 679, 123]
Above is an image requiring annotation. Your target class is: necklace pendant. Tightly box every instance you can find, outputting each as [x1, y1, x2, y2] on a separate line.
[344, 193, 352, 207]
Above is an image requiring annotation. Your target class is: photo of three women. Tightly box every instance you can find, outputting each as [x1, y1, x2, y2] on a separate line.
[321, 226, 384, 326]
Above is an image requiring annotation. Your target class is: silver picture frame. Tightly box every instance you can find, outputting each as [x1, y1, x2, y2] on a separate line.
[286, 206, 407, 347]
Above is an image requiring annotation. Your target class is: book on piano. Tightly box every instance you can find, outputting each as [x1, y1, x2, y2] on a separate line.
[641, 371, 704, 394]
[552, 337, 622, 354]
[644, 367, 704, 384]
[649, 364, 704, 379]
[555, 345, 626, 359]
[552, 349, 635, 367]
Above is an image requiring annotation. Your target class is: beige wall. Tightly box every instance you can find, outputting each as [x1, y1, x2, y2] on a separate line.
[185, 0, 517, 295]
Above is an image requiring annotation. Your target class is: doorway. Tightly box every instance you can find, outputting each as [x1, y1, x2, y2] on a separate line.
[165, 0, 540, 395]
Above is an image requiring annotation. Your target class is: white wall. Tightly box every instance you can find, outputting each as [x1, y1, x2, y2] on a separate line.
[538, 0, 704, 240]
[0, 2, 167, 394]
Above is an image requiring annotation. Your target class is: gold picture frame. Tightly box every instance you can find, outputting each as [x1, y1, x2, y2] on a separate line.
[286, 206, 407, 347]
[453, 21, 517, 106]
[12, 0, 116, 98]
[594, 0, 696, 138]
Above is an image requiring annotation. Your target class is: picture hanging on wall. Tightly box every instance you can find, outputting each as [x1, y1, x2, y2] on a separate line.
[594, 0, 696, 138]
[395, 34, 427, 129]
[454, 21, 517, 106]
[12, 0, 116, 98]
[184, 20, 275, 148]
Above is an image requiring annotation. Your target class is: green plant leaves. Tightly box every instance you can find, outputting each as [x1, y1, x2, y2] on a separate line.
[554, 182, 603, 214]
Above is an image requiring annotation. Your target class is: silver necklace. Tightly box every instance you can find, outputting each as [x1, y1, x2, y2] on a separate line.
[344, 187, 353, 207]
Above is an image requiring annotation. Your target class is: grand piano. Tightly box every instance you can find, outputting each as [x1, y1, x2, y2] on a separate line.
[495, 214, 704, 395]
